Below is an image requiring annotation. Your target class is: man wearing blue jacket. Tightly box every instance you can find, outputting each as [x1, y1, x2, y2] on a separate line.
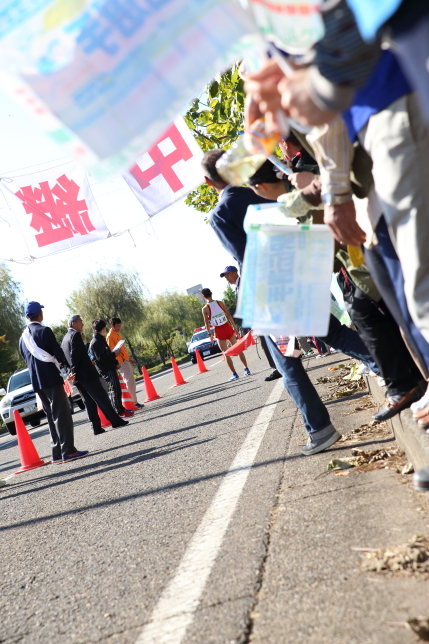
[19, 301, 88, 464]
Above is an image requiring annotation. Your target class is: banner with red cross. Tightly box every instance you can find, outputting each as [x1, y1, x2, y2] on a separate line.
[1, 162, 109, 258]
[123, 116, 204, 216]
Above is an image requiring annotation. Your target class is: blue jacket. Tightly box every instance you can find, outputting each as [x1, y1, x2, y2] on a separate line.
[210, 186, 271, 269]
[342, 50, 411, 142]
[19, 322, 67, 392]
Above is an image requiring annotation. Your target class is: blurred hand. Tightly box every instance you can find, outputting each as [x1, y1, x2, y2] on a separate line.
[324, 200, 367, 246]
[288, 172, 314, 190]
[278, 69, 337, 126]
[244, 60, 284, 130]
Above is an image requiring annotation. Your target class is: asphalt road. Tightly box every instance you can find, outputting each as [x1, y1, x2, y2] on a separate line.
[1, 349, 427, 644]
[0, 347, 294, 644]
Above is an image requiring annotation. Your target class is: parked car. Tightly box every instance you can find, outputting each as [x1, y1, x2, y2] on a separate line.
[188, 327, 220, 364]
[0, 367, 85, 436]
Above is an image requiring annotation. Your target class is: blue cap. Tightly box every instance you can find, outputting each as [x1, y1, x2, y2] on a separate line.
[220, 265, 238, 277]
[25, 301, 44, 317]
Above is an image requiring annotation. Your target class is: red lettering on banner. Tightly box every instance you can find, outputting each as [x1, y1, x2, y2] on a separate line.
[251, 0, 320, 14]
[129, 123, 193, 193]
[16, 174, 96, 248]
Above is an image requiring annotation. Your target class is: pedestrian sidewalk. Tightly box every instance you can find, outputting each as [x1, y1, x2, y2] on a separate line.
[248, 352, 429, 644]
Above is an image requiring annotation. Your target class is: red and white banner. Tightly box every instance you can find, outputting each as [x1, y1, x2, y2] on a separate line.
[123, 116, 204, 216]
[1, 162, 109, 258]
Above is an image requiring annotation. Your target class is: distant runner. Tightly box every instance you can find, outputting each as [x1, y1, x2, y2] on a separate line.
[201, 288, 250, 381]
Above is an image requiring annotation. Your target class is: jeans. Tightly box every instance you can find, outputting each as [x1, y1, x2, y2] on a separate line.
[318, 314, 380, 374]
[265, 336, 331, 435]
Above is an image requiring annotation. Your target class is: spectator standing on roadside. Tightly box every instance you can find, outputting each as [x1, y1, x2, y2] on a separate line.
[62, 315, 129, 434]
[90, 319, 133, 419]
[19, 301, 88, 464]
[106, 317, 144, 410]
[220, 264, 282, 382]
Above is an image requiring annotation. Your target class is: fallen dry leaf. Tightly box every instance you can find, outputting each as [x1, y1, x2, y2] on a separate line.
[362, 536, 429, 576]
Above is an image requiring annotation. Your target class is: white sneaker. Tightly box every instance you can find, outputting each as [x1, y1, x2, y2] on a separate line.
[411, 389, 429, 413]
[377, 376, 386, 388]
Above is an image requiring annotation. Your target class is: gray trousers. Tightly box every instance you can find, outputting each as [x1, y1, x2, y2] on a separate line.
[359, 93, 429, 344]
[38, 384, 76, 461]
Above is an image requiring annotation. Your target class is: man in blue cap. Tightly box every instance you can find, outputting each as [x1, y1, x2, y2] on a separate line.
[220, 265, 282, 382]
[19, 301, 88, 464]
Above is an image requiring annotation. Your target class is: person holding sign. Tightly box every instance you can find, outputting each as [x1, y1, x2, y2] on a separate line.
[107, 317, 143, 410]
[201, 288, 250, 382]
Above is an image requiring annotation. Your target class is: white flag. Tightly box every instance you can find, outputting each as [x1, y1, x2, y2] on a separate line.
[123, 116, 204, 216]
[1, 161, 109, 258]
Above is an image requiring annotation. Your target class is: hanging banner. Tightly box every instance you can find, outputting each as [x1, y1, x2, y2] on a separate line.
[1, 161, 109, 258]
[123, 116, 204, 216]
[246, 0, 324, 53]
[0, 0, 257, 180]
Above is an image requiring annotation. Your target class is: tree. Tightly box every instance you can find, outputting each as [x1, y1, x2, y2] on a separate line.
[51, 322, 69, 346]
[222, 283, 237, 317]
[67, 265, 146, 372]
[0, 263, 25, 386]
[140, 291, 203, 365]
[184, 63, 245, 215]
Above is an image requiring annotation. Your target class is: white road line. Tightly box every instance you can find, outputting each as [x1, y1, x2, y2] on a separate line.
[135, 379, 284, 644]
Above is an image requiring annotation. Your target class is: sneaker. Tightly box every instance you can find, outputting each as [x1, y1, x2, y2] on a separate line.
[228, 373, 239, 382]
[112, 420, 129, 428]
[301, 424, 342, 456]
[411, 389, 429, 414]
[134, 403, 145, 410]
[52, 457, 63, 464]
[94, 429, 106, 435]
[244, 368, 251, 376]
[120, 410, 134, 418]
[62, 450, 89, 463]
[265, 370, 282, 381]
[0, 479, 6, 488]
[377, 376, 386, 388]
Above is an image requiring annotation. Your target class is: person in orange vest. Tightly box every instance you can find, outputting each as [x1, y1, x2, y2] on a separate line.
[201, 288, 250, 382]
[106, 317, 144, 410]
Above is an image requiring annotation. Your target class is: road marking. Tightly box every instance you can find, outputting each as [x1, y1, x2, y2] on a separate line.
[135, 379, 284, 644]
[0, 438, 17, 448]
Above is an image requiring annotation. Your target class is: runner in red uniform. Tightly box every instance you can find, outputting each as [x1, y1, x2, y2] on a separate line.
[201, 288, 250, 381]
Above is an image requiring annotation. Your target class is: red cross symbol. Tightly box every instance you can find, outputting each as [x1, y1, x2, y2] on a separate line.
[129, 123, 193, 193]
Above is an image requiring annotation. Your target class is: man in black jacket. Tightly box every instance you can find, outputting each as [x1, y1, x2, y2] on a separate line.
[19, 301, 88, 464]
[90, 319, 132, 418]
[62, 315, 129, 434]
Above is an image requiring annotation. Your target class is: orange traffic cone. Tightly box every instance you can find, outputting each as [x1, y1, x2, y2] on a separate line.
[196, 349, 208, 374]
[13, 410, 49, 474]
[118, 372, 138, 410]
[171, 356, 187, 386]
[97, 407, 112, 428]
[142, 367, 161, 402]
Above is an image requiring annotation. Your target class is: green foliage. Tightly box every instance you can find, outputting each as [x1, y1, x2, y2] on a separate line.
[67, 265, 146, 370]
[0, 263, 25, 386]
[140, 291, 203, 365]
[50, 322, 69, 345]
[184, 63, 245, 214]
[222, 283, 237, 317]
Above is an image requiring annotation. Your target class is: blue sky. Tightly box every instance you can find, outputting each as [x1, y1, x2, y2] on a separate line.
[0, 90, 233, 325]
